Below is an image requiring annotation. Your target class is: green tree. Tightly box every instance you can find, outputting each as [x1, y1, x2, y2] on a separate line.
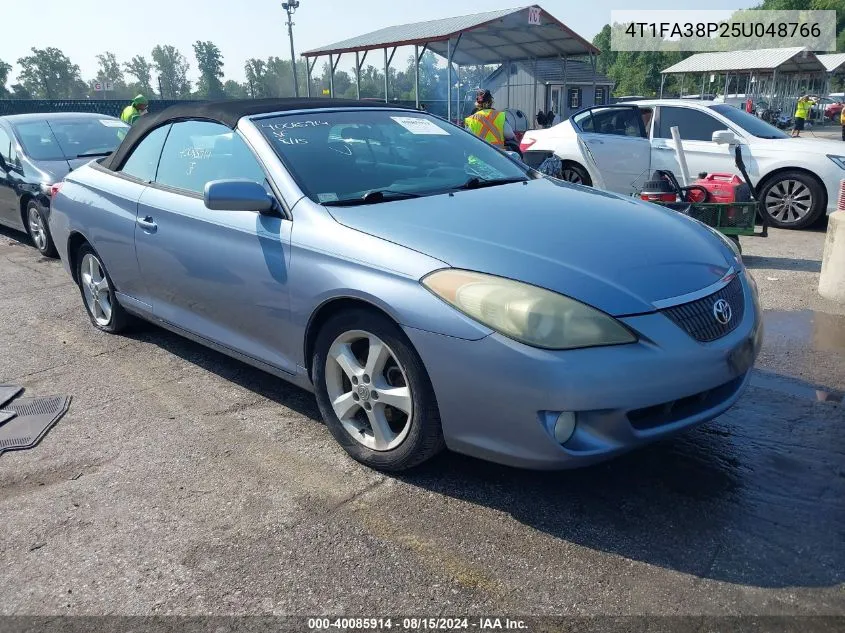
[0, 59, 11, 98]
[193, 40, 225, 98]
[152, 45, 191, 99]
[244, 58, 267, 98]
[224, 80, 247, 98]
[93, 52, 129, 98]
[124, 55, 155, 97]
[17, 47, 87, 98]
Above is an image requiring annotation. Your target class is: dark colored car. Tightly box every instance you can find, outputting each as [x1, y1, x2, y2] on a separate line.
[0, 113, 129, 256]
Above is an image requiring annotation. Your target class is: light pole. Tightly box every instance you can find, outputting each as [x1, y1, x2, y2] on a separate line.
[282, 1, 300, 97]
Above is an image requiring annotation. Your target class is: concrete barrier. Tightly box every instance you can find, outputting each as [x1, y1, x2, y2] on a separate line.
[819, 210, 845, 303]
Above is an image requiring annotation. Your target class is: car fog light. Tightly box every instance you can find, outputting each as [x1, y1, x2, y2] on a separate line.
[554, 411, 577, 444]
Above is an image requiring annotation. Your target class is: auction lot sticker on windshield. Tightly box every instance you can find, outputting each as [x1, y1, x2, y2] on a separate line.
[99, 119, 127, 127]
[391, 116, 449, 135]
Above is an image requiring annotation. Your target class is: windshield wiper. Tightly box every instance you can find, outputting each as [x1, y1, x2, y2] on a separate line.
[323, 189, 422, 206]
[76, 151, 113, 158]
[455, 176, 528, 190]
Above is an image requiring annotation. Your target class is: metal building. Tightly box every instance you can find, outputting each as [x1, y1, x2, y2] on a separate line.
[482, 58, 614, 124]
[301, 5, 600, 128]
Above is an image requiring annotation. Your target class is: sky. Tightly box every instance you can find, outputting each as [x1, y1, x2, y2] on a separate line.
[1, 0, 759, 86]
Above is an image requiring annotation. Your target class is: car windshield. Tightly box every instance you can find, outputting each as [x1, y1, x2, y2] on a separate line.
[255, 109, 528, 205]
[708, 104, 789, 139]
[13, 118, 129, 161]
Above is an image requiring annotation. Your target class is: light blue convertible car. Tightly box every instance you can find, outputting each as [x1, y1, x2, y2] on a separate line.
[50, 99, 762, 471]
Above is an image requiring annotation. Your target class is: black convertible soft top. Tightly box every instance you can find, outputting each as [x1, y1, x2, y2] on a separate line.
[102, 97, 409, 171]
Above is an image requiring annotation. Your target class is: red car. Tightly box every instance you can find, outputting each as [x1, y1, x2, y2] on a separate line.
[823, 98, 844, 120]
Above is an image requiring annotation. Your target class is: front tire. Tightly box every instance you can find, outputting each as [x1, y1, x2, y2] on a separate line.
[26, 200, 57, 257]
[76, 244, 131, 333]
[312, 309, 444, 471]
[759, 171, 825, 229]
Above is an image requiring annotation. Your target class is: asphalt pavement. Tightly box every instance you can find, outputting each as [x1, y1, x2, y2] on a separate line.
[0, 223, 843, 618]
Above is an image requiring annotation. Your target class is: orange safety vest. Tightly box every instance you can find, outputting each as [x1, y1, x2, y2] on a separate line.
[464, 109, 506, 146]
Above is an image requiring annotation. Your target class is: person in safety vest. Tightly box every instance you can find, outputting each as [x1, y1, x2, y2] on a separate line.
[840, 106, 845, 142]
[792, 95, 816, 137]
[464, 89, 514, 146]
[121, 95, 149, 127]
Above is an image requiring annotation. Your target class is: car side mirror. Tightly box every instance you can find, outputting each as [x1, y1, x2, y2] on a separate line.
[204, 179, 274, 213]
[505, 150, 522, 161]
[712, 130, 737, 145]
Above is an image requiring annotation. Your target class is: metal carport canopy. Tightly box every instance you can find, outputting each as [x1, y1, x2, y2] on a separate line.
[300, 5, 600, 119]
[661, 47, 826, 74]
[301, 6, 599, 64]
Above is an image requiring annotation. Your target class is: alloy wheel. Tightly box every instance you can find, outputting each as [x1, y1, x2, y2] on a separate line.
[325, 330, 413, 451]
[765, 179, 813, 225]
[80, 253, 113, 326]
[28, 206, 47, 251]
[560, 167, 584, 184]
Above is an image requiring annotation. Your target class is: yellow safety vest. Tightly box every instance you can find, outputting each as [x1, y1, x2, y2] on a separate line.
[794, 100, 811, 119]
[839, 108, 845, 125]
[120, 105, 141, 126]
[464, 109, 506, 146]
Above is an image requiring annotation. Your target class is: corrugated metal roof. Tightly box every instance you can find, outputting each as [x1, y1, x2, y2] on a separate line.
[818, 53, 845, 73]
[301, 5, 600, 65]
[484, 59, 614, 86]
[661, 47, 825, 74]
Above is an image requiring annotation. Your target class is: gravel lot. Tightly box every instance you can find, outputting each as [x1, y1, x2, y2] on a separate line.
[0, 221, 843, 618]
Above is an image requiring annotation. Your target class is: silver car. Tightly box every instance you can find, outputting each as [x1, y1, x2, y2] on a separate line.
[50, 99, 762, 471]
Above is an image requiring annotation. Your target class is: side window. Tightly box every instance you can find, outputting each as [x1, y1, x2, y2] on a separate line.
[656, 107, 725, 142]
[155, 120, 266, 194]
[573, 108, 644, 138]
[120, 125, 171, 182]
[568, 87, 582, 110]
[0, 128, 12, 163]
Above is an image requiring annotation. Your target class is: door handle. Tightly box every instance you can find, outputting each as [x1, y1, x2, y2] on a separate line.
[587, 139, 604, 145]
[137, 216, 157, 232]
[655, 146, 675, 151]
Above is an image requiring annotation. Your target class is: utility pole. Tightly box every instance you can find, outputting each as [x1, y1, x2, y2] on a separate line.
[282, 1, 301, 97]
[157, 76, 164, 100]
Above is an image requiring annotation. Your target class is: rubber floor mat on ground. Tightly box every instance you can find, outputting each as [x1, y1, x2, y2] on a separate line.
[0, 395, 71, 455]
[0, 385, 23, 409]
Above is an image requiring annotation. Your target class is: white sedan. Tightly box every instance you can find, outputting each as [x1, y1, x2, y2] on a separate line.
[519, 99, 845, 229]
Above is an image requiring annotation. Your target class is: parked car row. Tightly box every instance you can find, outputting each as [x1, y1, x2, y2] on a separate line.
[6, 99, 761, 472]
[519, 99, 845, 229]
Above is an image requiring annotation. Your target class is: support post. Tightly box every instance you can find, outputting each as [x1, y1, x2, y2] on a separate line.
[414, 45, 420, 109]
[384, 47, 389, 103]
[456, 65, 462, 121]
[306, 57, 314, 97]
[659, 74, 666, 99]
[562, 54, 567, 115]
[328, 54, 334, 97]
[447, 40, 452, 122]
[701, 73, 706, 98]
[590, 52, 597, 104]
[355, 51, 361, 100]
[532, 58, 538, 128]
[506, 62, 511, 109]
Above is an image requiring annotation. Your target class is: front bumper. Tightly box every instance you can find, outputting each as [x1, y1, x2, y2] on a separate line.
[404, 272, 762, 469]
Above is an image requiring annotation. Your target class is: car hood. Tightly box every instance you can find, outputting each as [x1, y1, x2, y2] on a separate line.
[752, 137, 845, 156]
[327, 178, 735, 316]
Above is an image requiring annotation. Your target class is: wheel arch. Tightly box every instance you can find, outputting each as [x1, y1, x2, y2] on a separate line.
[18, 193, 33, 230]
[66, 231, 91, 284]
[303, 296, 403, 381]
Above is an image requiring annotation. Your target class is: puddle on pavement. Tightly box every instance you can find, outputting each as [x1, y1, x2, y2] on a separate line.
[763, 309, 845, 353]
[754, 310, 845, 403]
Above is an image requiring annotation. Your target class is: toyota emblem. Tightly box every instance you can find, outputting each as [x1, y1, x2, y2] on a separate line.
[713, 299, 732, 325]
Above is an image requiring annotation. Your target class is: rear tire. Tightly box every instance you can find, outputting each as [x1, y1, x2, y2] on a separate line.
[75, 244, 132, 334]
[559, 162, 591, 187]
[26, 200, 57, 258]
[312, 309, 445, 471]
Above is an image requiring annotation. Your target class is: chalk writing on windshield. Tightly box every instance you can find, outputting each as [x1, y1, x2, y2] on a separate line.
[179, 148, 212, 159]
[262, 120, 329, 130]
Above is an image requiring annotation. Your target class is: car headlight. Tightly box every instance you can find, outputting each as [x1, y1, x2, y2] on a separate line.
[421, 269, 637, 350]
[827, 155, 845, 170]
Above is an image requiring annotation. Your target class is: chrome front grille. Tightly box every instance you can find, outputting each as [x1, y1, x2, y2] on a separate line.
[662, 276, 744, 342]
